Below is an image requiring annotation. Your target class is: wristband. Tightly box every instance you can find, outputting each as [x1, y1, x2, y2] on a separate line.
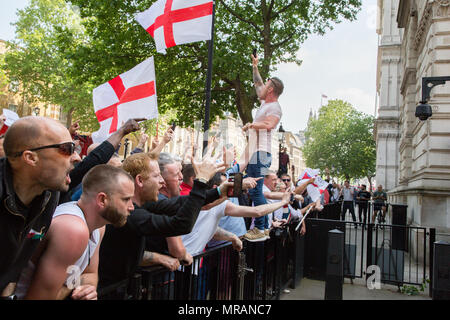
[217, 186, 221, 197]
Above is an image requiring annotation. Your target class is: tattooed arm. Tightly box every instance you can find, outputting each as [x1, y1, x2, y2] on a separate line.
[212, 227, 243, 252]
[252, 54, 264, 99]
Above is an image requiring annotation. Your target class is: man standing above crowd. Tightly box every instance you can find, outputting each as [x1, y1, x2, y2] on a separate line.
[243, 52, 284, 242]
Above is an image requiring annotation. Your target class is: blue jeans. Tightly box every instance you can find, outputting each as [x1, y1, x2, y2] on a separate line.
[247, 151, 272, 230]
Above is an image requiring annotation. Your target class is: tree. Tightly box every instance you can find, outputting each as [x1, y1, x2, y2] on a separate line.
[62, 0, 362, 127]
[302, 99, 376, 183]
[2, 0, 95, 128]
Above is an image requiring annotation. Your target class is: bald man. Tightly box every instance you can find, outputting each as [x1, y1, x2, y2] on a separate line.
[0, 116, 142, 298]
[15, 165, 135, 300]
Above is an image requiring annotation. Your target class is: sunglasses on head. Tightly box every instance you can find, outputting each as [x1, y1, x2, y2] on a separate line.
[12, 142, 76, 158]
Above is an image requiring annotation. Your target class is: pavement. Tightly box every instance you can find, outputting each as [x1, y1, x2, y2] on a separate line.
[280, 277, 431, 300]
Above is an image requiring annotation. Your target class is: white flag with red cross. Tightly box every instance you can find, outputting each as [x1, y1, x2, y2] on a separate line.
[296, 168, 330, 202]
[0, 109, 20, 135]
[92, 57, 158, 143]
[135, 0, 214, 54]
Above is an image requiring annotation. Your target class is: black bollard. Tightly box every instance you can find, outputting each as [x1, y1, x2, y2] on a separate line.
[432, 241, 450, 300]
[325, 229, 344, 300]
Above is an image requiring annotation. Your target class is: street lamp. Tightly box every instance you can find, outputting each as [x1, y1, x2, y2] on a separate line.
[278, 123, 286, 176]
[416, 76, 450, 121]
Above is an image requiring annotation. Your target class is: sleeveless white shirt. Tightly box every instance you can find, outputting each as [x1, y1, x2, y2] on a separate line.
[15, 201, 100, 299]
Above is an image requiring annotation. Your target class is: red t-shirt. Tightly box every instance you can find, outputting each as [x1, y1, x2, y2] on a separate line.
[180, 182, 192, 196]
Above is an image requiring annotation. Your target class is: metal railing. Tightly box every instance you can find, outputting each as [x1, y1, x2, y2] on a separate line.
[98, 221, 305, 300]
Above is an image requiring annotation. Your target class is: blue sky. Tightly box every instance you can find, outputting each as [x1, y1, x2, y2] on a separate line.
[0, 0, 379, 132]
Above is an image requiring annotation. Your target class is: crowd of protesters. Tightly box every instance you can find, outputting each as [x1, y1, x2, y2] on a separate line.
[0, 54, 323, 300]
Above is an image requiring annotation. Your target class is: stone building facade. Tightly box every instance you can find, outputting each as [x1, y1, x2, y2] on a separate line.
[376, 0, 450, 235]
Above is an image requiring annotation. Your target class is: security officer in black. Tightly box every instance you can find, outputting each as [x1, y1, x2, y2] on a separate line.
[356, 184, 371, 224]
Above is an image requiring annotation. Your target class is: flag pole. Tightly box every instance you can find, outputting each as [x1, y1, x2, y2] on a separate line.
[202, 0, 216, 156]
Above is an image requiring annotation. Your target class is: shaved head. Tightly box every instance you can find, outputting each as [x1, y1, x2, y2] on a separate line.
[4, 116, 69, 158]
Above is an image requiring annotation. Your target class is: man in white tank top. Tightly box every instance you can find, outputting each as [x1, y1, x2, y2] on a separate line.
[243, 53, 284, 242]
[16, 164, 135, 300]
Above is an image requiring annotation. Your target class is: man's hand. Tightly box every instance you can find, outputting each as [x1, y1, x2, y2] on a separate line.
[163, 127, 174, 144]
[272, 219, 287, 228]
[151, 138, 159, 151]
[294, 194, 304, 203]
[242, 123, 251, 132]
[223, 145, 236, 166]
[251, 53, 259, 67]
[308, 177, 316, 185]
[242, 177, 262, 190]
[231, 236, 243, 252]
[160, 255, 181, 272]
[69, 121, 80, 136]
[180, 253, 193, 266]
[71, 284, 97, 300]
[107, 118, 145, 149]
[137, 131, 149, 149]
[281, 191, 291, 205]
[300, 222, 306, 236]
[118, 118, 145, 136]
[190, 146, 226, 182]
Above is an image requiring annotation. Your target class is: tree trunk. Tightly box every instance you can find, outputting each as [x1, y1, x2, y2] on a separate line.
[233, 77, 254, 124]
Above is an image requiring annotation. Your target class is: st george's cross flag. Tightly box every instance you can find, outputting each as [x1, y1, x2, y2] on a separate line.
[135, 0, 214, 54]
[92, 57, 158, 143]
[0, 109, 20, 135]
[296, 168, 330, 202]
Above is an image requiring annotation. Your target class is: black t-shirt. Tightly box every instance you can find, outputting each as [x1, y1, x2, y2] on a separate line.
[357, 191, 371, 203]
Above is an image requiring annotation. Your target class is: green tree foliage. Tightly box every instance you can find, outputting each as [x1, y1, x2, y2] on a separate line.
[2, 0, 361, 131]
[2, 0, 96, 128]
[63, 0, 361, 127]
[0, 53, 8, 96]
[302, 99, 376, 182]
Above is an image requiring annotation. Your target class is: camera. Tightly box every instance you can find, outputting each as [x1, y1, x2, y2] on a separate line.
[227, 172, 243, 197]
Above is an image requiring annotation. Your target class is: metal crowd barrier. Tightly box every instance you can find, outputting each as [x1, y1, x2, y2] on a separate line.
[98, 222, 305, 300]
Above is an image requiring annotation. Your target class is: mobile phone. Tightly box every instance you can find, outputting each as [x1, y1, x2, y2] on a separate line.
[227, 173, 243, 197]
[171, 122, 176, 131]
[290, 194, 294, 203]
[252, 48, 257, 58]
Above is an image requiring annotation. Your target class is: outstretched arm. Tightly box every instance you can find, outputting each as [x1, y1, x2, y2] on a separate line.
[149, 127, 174, 159]
[252, 54, 264, 99]
[212, 227, 242, 252]
[140, 251, 180, 271]
[225, 191, 290, 218]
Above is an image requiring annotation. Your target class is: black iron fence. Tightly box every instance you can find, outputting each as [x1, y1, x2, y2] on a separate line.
[304, 216, 435, 291]
[98, 200, 438, 300]
[98, 221, 305, 300]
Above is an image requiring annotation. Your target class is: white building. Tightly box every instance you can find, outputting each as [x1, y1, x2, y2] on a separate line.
[375, 0, 450, 235]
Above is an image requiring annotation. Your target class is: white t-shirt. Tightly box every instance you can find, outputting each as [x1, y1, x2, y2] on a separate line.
[181, 200, 229, 256]
[15, 202, 100, 299]
[342, 187, 354, 201]
[250, 101, 282, 153]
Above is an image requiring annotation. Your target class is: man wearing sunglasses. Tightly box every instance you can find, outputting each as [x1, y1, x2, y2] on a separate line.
[15, 165, 135, 300]
[0, 116, 142, 298]
[242, 53, 284, 242]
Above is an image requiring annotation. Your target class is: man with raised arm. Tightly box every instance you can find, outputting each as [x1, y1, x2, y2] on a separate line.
[243, 53, 284, 242]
